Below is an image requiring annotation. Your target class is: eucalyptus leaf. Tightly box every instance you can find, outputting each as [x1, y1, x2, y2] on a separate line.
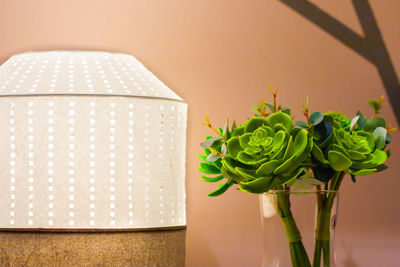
[251, 104, 265, 116]
[206, 152, 220, 162]
[295, 121, 308, 129]
[312, 116, 333, 147]
[281, 106, 291, 115]
[368, 99, 381, 111]
[290, 177, 324, 190]
[265, 103, 275, 112]
[350, 115, 359, 131]
[200, 136, 222, 148]
[363, 117, 386, 132]
[386, 133, 392, 144]
[373, 127, 387, 149]
[310, 112, 324, 126]
[313, 165, 335, 183]
[221, 143, 227, 157]
[223, 119, 229, 138]
[356, 111, 367, 129]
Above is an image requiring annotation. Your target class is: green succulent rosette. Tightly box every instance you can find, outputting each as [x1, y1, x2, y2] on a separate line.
[324, 111, 351, 129]
[328, 128, 387, 175]
[311, 114, 389, 177]
[221, 111, 313, 194]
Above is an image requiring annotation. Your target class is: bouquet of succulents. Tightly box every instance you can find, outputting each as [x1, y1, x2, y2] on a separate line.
[198, 87, 395, 267]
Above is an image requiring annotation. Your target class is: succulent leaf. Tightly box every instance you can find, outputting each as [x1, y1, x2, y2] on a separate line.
[256, 160, 280, 176]
[310, 112, 324, 126]
[199, 162, 221, 174]
[239, 177, 273, 194]
[208, 181, 234, 197]
[201, 175, 224, 183]
[328, 150, 352, 171]
[312, 144, 325, 162]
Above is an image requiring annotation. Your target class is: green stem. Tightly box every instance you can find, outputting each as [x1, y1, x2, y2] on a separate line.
[312, 240, 322, 267]
[322, 240, 330, 267]
[276, 191, 311, 267]
[312, 172, 345, 267]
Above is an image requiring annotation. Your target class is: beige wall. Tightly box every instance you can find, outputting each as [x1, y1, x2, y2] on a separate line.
[1, 1, 399, 266]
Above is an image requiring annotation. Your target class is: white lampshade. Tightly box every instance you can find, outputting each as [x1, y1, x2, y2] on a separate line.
[0, 51, 187, 230]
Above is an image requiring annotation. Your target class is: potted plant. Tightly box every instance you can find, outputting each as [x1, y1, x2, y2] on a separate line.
[198, 87, 395, 266]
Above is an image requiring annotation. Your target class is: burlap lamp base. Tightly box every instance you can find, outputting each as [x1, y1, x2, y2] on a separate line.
[0, 228, 186, 266]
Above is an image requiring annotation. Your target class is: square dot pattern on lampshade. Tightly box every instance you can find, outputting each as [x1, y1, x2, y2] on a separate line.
[0, 51, 187, 229]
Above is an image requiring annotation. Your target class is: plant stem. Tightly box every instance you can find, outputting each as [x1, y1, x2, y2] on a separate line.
[312, 172, 345, 267]
[276, 190, 311, 267]
[312, 240, 322, 267]
[323, 240, 330, 267]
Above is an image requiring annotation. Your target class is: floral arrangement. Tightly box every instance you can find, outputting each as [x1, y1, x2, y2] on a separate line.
[198, 87, 395, 267]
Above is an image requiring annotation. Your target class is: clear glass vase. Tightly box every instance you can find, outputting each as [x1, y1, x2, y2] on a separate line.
[259, 190, 339, 267]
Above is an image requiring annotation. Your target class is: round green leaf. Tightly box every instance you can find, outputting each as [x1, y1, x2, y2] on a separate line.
[363, 117, 386, 131]
[256, 160, 279, 176]
[295, 121, 308, 129]
[349, 168, 377, 176]
[310, 112, 324, 126]
[368, 99, 381, 111]
[199, 162, 221, 174]
[328, 150, 352, 171]
[268, 111, 293, 131]
[373, 126, 387, 150]
[201, 175, 224, 183]
[208, 181, 234, 197]
[311, 144, 325, 162]
[239, 177, 272, 194]
[227, 137, 241, 158]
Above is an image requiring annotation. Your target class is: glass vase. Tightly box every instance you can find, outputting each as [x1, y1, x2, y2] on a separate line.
[259, 190, 339, 267]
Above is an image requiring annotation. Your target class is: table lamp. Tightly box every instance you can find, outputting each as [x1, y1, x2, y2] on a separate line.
[0, 51, 187, 265]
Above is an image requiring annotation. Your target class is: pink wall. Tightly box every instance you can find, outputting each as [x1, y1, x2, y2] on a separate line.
[1, 1, 399, 266]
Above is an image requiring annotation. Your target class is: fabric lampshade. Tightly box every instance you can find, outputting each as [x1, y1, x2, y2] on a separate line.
[0, 51, 187, 230]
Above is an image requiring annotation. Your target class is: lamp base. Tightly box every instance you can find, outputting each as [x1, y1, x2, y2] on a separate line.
[0, 228, 185, 266]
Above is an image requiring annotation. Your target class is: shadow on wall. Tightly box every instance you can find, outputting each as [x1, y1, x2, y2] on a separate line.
[279, 0, 400, 126]
[187, 231, 219, 267]
[340, 241, 359, 267]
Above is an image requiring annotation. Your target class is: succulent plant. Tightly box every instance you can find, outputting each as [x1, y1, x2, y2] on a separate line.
[221, 111, 313, 194]
[312, 127, 387, 175]
[311, 110, 391, 180]
[197, 91, 395, 267]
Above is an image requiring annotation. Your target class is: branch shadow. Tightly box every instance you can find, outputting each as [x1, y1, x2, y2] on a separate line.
[279, 0, 400, 125]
